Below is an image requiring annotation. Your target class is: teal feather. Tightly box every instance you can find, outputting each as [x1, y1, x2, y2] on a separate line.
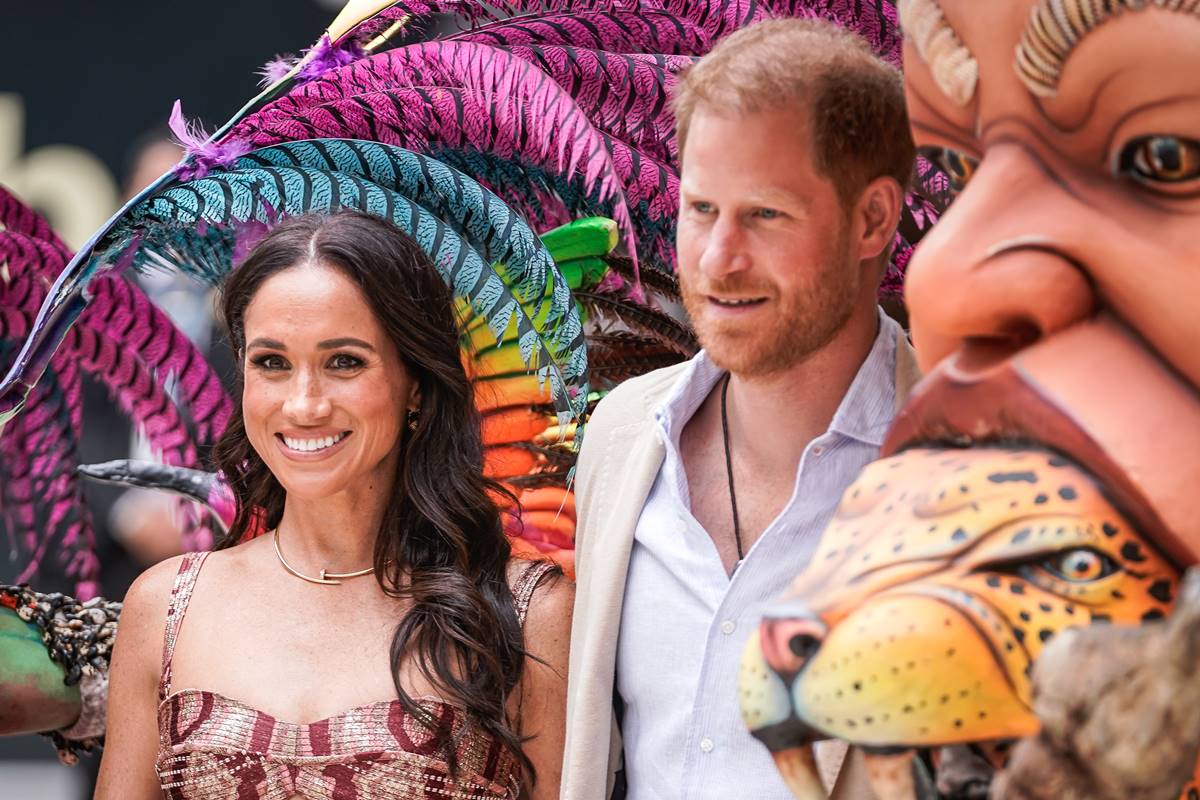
[234, 139, 563, 321]
[109, 163, 587, 421]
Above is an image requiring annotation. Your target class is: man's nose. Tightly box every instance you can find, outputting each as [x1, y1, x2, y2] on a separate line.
[759, 609, 828, 681]
[282, 373, 333, 421]
[904, 143, 1098, 373]
[697, 216, 751, 277]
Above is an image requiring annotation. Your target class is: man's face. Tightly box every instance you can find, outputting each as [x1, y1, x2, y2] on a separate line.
[675, 105, 861, 376]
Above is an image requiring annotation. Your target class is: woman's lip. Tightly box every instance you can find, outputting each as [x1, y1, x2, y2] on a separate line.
[274, 431, 352, 461]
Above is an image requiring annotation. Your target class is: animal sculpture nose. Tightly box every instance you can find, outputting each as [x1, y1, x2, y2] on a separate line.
[759, 613, 827, 680]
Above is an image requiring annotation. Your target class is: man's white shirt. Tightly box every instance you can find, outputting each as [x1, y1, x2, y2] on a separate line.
[616, 308, 902, 799]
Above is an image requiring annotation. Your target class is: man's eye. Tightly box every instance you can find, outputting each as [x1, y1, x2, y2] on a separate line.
[754, 208, 782, 219]
[329, 353, 364, 370]
[691, 201, 715, 214]
[1118, 135, 1200, 187]
[918, 145, 979, 195]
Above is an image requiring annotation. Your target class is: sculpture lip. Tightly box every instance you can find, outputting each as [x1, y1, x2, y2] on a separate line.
[883, 316, 1198, 565]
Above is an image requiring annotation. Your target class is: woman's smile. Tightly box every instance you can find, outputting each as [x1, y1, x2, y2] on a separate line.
[275, 430, 353, 459]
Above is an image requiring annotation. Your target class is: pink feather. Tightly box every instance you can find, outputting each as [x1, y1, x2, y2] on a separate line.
[168, 100, 252, 181]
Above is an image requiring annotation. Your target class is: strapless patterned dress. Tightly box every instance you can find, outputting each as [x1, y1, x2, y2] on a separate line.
[155, 551, 555, 799]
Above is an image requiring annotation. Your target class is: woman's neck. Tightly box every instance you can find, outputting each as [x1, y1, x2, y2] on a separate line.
[276, 479, 391, 572]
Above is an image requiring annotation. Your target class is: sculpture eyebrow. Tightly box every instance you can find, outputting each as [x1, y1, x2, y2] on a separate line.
[1017, 0, 1200, 98]
[897, 0, 979, 106]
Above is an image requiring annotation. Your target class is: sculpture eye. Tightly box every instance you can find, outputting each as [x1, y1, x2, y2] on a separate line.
[1042, 549, 1116, 583]
[1118, 135, 1200, 187]
[918, 145, 980, 195]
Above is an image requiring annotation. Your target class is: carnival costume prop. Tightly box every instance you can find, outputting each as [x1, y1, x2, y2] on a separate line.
[0, 0, 943, 763]
[741, 1, 1200, 798]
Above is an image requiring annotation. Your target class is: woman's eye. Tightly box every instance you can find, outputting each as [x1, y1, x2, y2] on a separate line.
[918, 145, 980, 195]
[329, 353, 364, 370]
[1040, 548, 1118, 583]
[1118, 135, 1200, 186]
[251, 354, 288, 371]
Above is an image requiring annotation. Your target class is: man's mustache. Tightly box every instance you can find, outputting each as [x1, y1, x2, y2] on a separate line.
[682, 276, 778, 297]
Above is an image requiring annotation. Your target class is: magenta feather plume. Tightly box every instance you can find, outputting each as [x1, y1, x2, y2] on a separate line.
[239, 40, 642, 265]
[453, 8, 710, 54]
[289, 42, 686, 162]
[1, 188, 232, 592]
[169, 100, 252, 182]
[641, 0, 901, 63]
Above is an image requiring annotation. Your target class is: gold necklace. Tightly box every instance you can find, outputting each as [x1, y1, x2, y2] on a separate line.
[272, 529, 374, 585]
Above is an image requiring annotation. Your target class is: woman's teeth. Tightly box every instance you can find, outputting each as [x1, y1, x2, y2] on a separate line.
[712, 297, 765, 306]
[282, 432, 348, 452]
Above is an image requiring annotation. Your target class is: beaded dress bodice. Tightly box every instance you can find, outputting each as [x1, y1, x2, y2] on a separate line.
[155, 551, 555, 799]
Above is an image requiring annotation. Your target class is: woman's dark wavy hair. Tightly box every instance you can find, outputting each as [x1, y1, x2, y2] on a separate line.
[212, 210, 534, 780]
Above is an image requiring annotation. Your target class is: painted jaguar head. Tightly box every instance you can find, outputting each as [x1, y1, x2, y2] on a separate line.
[739, 446, 1181, 795]
[744, 0, 1200, 796]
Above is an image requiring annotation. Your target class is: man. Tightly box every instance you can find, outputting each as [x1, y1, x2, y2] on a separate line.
[563, 18, 920, 800]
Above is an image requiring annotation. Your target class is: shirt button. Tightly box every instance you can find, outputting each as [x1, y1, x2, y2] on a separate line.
[720, 620, 736, 635]
[699, 737, 714, 753]
[674, 515, 688, 534]
[811, 445, 825, 456]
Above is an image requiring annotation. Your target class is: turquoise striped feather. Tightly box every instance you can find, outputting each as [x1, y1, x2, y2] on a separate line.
[115, 162, 587, 422]
[233, 139, 569, 322]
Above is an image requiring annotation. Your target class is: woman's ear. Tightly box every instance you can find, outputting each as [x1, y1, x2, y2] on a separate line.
[855, 175, 904, 263]
[406, 382, 421, 414]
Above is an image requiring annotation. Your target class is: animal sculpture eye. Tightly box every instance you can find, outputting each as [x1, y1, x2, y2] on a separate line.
[1042, 548, 1116, 583]
[918, 145, 980, 195]
[1118, 136, 1200, 187]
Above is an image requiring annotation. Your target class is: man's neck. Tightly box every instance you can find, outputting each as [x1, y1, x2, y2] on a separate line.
[723, 308, 881, 475]
[678, 307, 882, 572]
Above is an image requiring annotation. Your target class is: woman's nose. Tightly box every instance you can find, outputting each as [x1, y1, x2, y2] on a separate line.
[904, 143, 1098, 373]
[282, 374, 333, 421]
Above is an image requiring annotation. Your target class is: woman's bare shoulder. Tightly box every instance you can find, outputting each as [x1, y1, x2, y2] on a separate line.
[123, 555, 188, 619]
[111, 554, 192, 675]
[510, 560, 574, 655]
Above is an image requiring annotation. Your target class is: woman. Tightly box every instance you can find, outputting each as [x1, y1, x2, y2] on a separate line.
[96, 211, 572, 799]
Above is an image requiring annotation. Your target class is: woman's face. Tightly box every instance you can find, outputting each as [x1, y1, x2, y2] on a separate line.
[240, 262, 416, 502]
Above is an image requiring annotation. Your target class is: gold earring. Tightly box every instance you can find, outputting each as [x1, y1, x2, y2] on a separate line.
[406, 408, 419, 431]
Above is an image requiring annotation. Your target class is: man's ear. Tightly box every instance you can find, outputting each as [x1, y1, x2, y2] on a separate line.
[854, 175, 904, 263]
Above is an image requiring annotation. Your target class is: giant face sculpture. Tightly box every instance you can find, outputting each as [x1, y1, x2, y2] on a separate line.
[743, 1, 1200, 797]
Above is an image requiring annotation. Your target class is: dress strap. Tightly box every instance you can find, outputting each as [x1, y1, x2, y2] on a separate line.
[511, 560, 559, 627]
[158, 551, 210, 701]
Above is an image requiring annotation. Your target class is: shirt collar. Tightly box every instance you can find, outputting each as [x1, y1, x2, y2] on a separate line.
[654, 306, 899, 448]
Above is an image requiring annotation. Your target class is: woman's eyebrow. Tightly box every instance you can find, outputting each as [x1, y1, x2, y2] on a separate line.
[246, 337, 286, 350]
[318, 337, 376, 351]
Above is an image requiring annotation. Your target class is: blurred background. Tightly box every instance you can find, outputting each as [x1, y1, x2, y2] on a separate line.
[0, 1, 346, 796]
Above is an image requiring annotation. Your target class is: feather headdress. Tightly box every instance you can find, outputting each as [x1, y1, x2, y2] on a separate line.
[3, 0, 945, 583]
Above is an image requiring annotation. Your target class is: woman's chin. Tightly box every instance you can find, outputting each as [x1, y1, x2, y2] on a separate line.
[272, 472, 353, 502]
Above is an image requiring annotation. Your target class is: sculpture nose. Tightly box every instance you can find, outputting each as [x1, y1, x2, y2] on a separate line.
[904, 143, 1098, 374]
[759, 613, 828, 680]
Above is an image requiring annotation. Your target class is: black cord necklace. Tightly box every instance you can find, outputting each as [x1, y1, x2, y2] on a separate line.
[720, 373, 745, 562]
